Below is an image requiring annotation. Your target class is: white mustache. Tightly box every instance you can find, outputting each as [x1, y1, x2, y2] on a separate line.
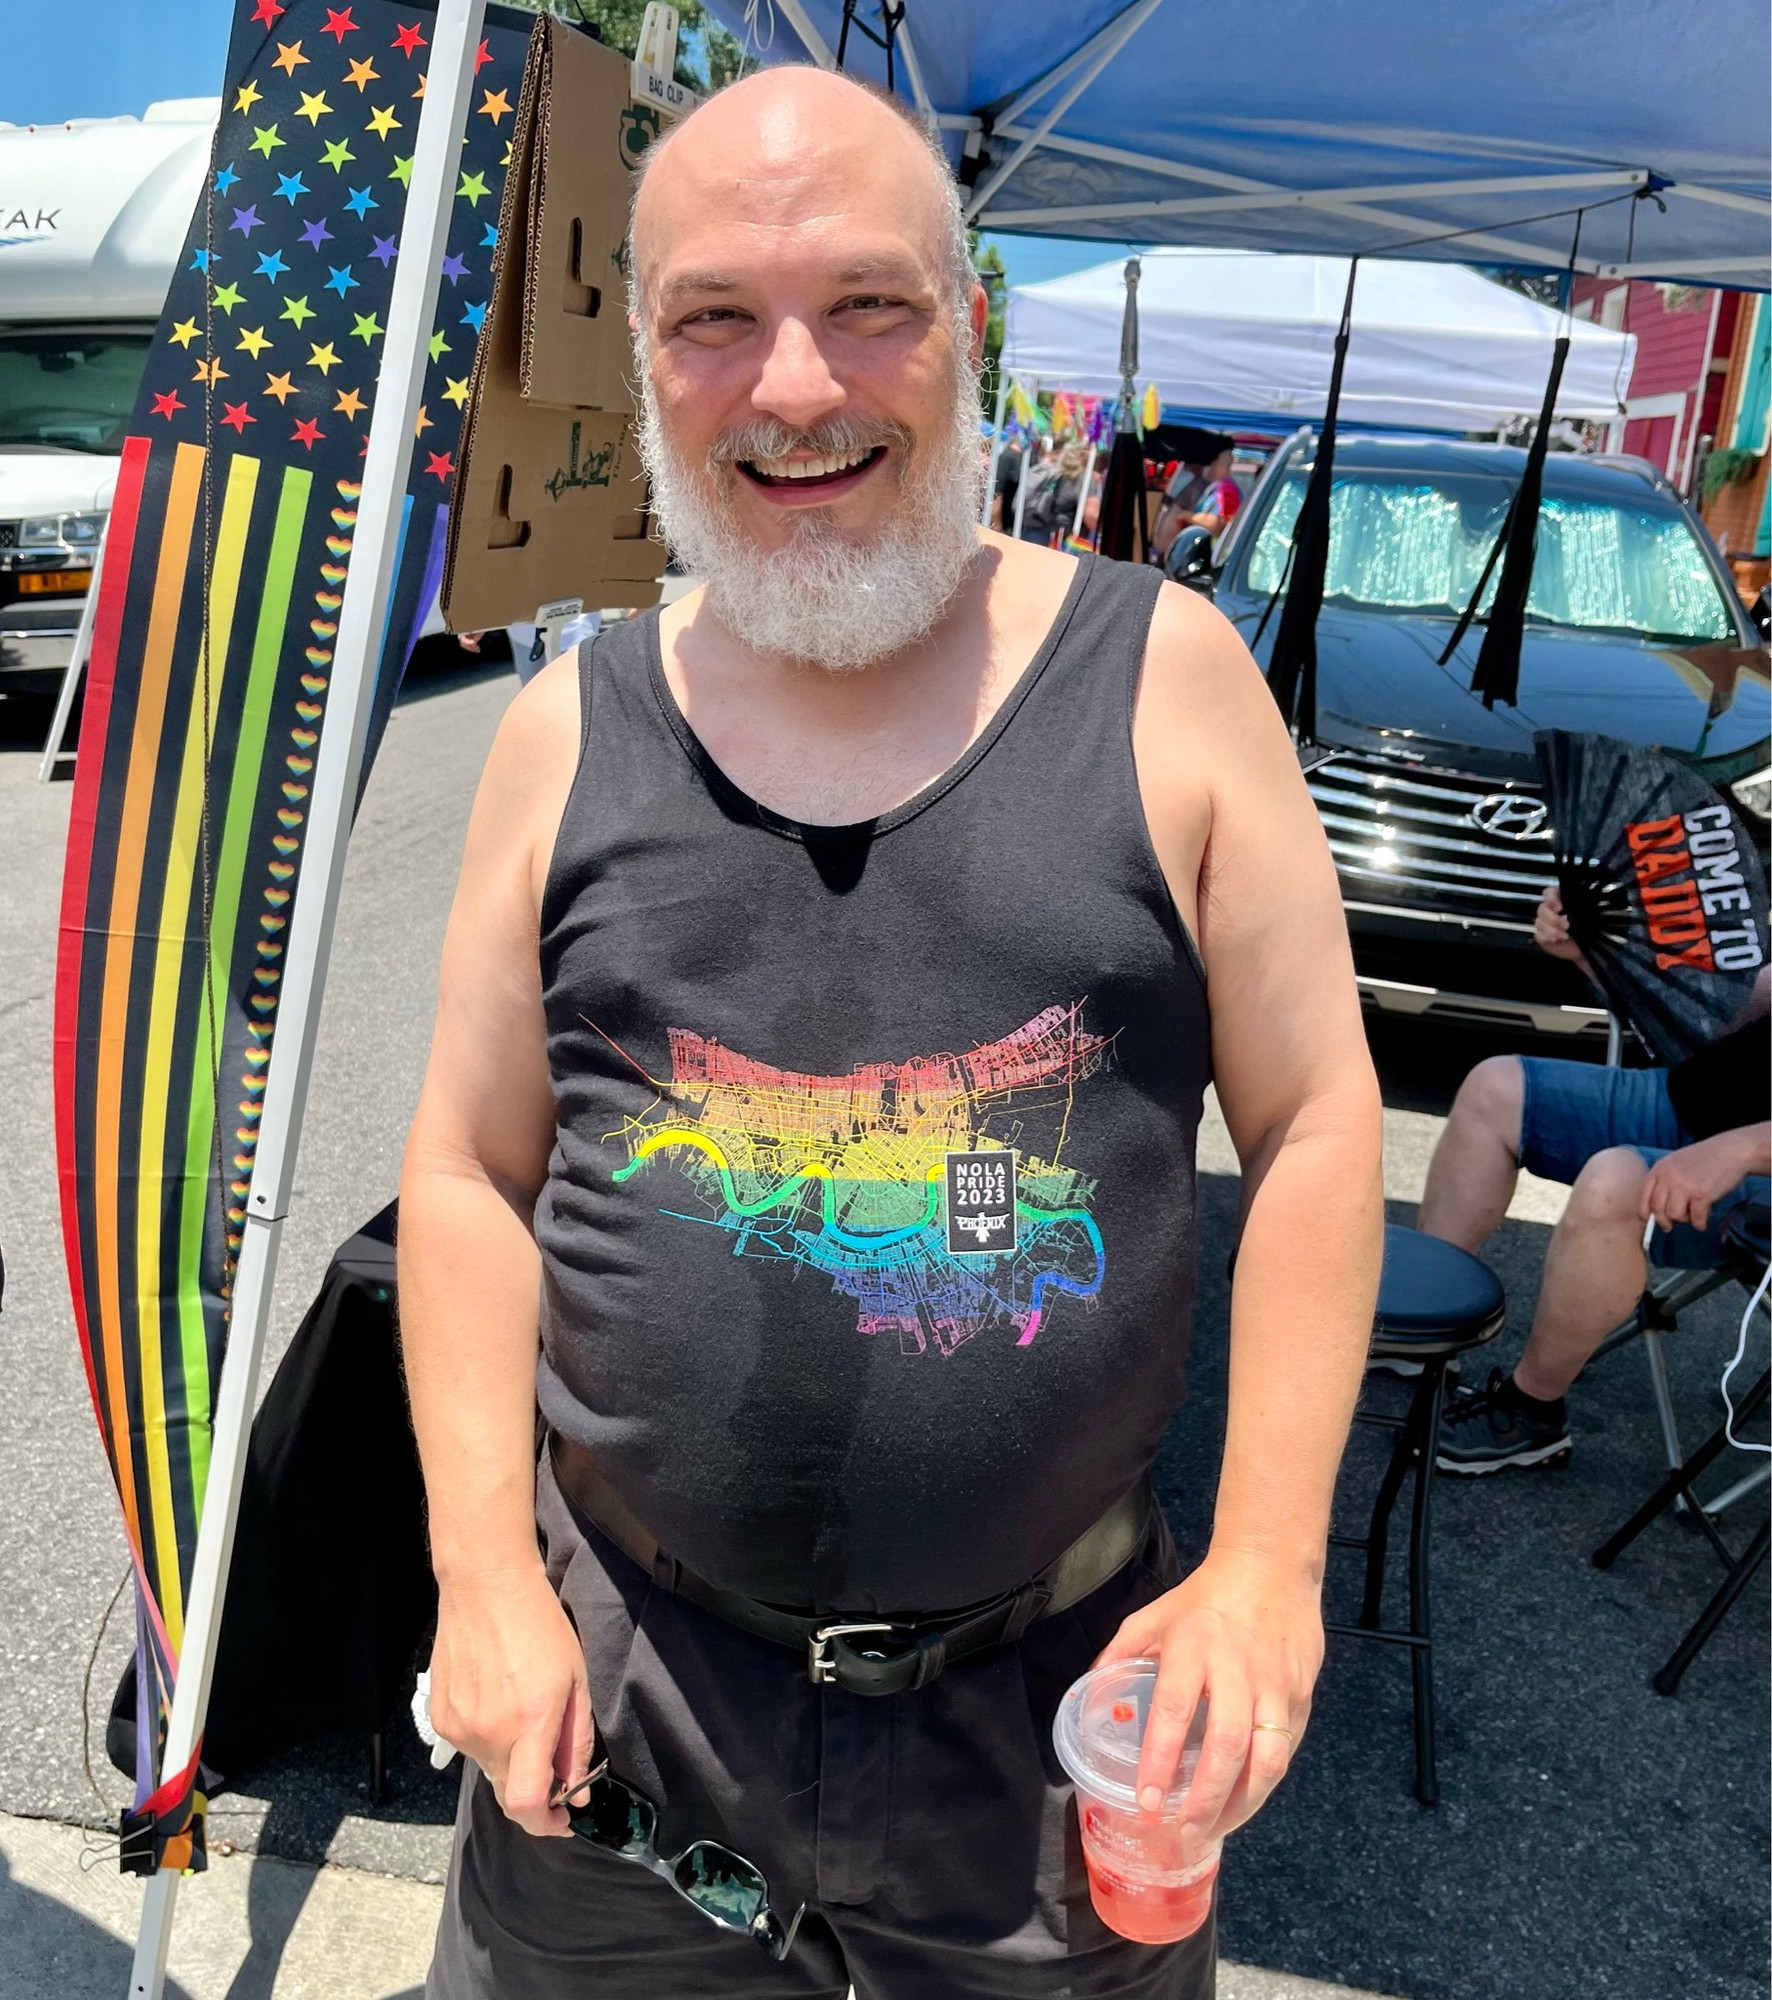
[706, 418, 914, 472]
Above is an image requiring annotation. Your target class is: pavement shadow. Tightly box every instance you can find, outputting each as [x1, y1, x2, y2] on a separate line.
[0, 1842, 199, 2000]
[219, 1794, 345, 2000]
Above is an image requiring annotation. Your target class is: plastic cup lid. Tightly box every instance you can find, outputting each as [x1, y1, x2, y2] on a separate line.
[1052, 1658, 1203, 1815]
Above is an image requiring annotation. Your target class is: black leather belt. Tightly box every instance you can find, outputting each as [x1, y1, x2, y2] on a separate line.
[549, 1433, 1152, 1697]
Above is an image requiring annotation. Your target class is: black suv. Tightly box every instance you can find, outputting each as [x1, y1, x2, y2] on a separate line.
[1198, 433, 1771, 1040]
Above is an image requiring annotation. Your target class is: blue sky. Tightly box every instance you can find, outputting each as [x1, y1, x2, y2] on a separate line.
[6, 9, 1112, 292]
[4, 0, 238, 125]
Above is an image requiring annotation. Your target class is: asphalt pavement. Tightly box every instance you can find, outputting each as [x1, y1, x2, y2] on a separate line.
[0, 658, 1764, 1999]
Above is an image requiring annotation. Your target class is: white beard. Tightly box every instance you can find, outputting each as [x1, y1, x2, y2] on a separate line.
[635, 357, 987, 674]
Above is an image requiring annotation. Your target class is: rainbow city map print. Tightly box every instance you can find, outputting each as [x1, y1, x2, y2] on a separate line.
[607, 1004, 1111, 1357]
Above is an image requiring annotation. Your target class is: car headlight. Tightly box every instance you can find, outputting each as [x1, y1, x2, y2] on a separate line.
[1730, 766, 1771, 823]
[16, 511, 106, 552]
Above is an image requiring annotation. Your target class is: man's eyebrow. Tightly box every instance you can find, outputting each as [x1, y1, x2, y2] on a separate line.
[652, 257, 931, 310]
[654, 272, 742, 309]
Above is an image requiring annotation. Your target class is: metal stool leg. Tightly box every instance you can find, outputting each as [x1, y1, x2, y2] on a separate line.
[1358, 1409, 1417, 1629]
[1406, 1361, 1447, 1807]
[1651, 1519, 1771, 1697]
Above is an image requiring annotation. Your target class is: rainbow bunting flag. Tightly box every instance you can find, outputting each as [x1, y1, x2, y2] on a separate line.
[53, 0, 545, 1873]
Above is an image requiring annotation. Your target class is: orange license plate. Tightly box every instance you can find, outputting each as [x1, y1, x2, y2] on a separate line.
[17, 569, 88, 594]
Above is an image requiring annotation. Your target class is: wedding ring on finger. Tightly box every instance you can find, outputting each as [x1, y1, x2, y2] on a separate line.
[1250, 1720, 1295, 1744]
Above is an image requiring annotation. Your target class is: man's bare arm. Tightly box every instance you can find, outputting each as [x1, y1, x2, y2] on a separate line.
[1104, 583, 1384, 1835]
[398, 653, 588, 1837]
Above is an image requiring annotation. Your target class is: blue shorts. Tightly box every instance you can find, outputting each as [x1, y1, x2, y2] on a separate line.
[1517, 1057, 1769, 1270]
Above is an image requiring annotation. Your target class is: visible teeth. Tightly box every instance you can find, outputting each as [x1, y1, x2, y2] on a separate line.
[750, 448, 873, 480]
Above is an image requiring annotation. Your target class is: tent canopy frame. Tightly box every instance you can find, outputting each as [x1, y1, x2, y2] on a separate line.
[741, 0, 1772, 287]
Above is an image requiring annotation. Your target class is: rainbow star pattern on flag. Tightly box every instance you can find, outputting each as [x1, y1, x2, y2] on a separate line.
[53, 0, 534, 1873]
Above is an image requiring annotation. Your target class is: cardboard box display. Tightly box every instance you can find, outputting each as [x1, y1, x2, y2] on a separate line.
[517, 17, 643, 414]
[442, 16, 665, 631]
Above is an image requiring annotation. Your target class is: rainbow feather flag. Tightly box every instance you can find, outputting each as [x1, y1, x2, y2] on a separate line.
[53, 0, 539, 1872]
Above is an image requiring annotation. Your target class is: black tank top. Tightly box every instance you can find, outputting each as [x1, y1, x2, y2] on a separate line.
[534, 556, 1211, 1616]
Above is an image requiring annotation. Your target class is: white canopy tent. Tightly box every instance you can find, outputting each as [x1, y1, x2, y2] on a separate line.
[1003, 248, 1638, 434]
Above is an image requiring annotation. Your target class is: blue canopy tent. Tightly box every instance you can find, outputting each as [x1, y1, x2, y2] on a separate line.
[707, 0, 1770, 285]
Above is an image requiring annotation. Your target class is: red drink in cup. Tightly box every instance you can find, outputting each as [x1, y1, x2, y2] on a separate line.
[1053, 1660, 1220, 1944]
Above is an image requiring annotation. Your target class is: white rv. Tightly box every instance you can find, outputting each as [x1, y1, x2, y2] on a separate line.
[0, 101, 214, 688]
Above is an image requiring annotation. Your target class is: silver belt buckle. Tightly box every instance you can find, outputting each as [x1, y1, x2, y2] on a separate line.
[808, 1622, 897, 1686]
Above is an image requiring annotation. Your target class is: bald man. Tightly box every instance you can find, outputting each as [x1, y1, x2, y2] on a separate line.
[405, 64, 1382, 2000]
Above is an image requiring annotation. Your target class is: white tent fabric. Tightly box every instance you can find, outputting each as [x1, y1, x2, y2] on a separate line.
[1003, 249, 1637, 433]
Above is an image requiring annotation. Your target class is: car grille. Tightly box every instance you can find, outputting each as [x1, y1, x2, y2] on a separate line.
[1305, 750, 1556, 924]
[0, 523, 15, 550]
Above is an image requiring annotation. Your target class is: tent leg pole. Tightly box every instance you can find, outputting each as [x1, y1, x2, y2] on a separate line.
[124, 0, 487, 1988]
[36, 536, 105, 785]
[982, 372, 1011, 527]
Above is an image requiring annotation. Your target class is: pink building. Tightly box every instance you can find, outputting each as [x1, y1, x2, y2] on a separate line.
[1570, 276, 1743, 493]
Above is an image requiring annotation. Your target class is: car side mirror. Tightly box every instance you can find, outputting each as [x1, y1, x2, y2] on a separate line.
[1751, 585, 1770, 644]
[1163, 524, 1217, 593]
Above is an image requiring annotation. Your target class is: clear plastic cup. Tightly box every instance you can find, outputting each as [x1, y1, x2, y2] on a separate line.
[1053, 1658, 1220, 1944]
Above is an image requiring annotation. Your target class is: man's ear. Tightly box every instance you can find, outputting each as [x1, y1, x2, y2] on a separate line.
[968, 280, 988, 362]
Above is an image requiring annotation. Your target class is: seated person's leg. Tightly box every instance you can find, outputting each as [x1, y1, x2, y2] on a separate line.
[1433, 1144, 1655, 1476]
[1438, 1142, 1769, 1476]
[1419, 1056, 1524, 1253]
[1512, 1145, 1654, 1403]
[1422, 1051, 1682, 1253]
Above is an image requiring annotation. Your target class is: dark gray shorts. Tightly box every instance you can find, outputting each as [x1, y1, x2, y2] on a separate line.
[426, 1460, 1215, 1999]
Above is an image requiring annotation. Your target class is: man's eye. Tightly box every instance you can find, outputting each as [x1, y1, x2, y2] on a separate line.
[838, 296, 907, 314]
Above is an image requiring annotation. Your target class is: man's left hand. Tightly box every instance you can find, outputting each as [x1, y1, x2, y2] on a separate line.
[1094, 1548, 1323, 1840]
[1642, 1129, 1768, 1236]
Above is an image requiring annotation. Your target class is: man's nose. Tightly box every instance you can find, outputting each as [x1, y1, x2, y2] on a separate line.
[750, 316, 845, 430]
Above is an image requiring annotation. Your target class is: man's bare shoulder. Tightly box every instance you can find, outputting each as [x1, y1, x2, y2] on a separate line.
[467, 649, 585, 907]
[1135, 581, 1300, 804]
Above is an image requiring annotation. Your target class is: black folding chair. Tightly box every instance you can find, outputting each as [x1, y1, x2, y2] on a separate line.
[1591, 1205, 1770, 1695]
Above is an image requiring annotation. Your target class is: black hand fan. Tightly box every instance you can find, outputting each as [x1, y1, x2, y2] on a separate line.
[1535, 730, 1768, 1063]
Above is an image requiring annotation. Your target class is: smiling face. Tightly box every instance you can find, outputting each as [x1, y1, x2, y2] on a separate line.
[629, 69, 988, 670]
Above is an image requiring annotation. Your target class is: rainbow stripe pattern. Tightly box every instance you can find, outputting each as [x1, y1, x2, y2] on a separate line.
[611, 1005, 1110, 1357]
[52, 0, 531, 1872]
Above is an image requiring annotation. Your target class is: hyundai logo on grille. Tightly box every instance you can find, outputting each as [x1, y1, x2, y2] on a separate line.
[1468, 793, 1551, 840]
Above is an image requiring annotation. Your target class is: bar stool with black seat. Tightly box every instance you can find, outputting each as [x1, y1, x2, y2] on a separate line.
[1327, 1225, 1505, 1806]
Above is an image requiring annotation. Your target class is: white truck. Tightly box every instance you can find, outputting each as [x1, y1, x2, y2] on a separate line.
[0, 101, 214, 690]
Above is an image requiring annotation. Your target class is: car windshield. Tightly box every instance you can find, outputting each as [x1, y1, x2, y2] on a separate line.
[1240, 470, 1738, 645]
[0, 328, 153, 453]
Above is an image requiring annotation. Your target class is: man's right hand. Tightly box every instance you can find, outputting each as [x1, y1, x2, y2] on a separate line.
[428, 1562, 593, 1839]
[1533, 885, 1595, 981]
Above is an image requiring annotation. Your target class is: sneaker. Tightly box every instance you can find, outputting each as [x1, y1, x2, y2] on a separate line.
[1435, 1369, 1571, 1475]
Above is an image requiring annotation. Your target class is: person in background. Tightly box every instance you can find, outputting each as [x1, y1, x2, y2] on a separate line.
[989, 436, 1023, 532]
[1150, 436, 1241, 565]
[1418, 884, 1771, 1474]
[1022, 439, 1097, 546]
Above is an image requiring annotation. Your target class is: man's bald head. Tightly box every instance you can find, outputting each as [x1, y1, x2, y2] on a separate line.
[628, 66, 974, 324]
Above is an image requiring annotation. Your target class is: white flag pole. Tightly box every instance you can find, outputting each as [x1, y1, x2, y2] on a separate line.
[981, 370, 1011, 527]
[126, 0, 489, 1989]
